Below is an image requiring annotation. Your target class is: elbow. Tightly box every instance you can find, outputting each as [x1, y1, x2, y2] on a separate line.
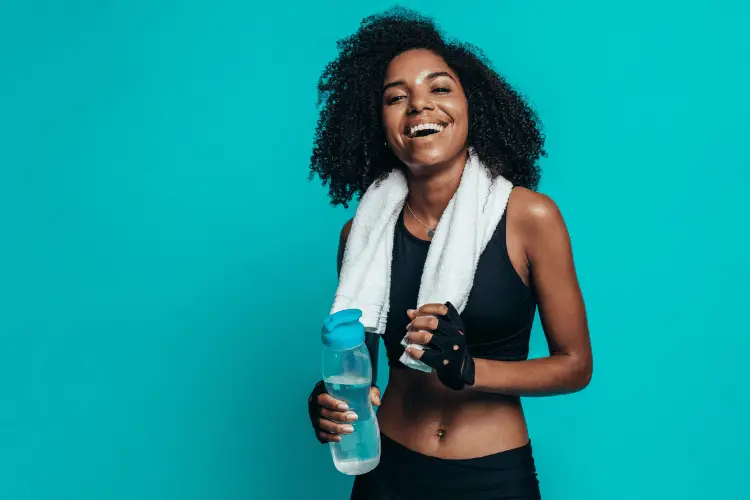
[569, 354, 593, 392]
[577, 364, 593, 391]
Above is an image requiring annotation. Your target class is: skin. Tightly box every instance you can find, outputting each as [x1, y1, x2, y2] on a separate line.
[314, 49, 592, 458]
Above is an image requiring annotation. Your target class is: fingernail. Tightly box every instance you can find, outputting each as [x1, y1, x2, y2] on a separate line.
[342, 425, 354, 433]
[406, 322, 412, 330]
[337, 403, 349, 411]
[407, 309, 415, 316]
[346, 412, 358, 421]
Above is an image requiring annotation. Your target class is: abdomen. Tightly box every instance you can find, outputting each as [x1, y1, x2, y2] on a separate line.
[376, 367, 530, 459]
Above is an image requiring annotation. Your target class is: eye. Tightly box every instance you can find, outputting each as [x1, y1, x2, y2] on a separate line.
[433, 87, 451, 94]
[387, 95, 406, 104]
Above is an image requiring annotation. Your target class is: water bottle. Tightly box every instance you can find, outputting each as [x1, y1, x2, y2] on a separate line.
[321, 309, 381, 475]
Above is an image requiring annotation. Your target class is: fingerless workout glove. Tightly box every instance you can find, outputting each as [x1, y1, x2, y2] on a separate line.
[418, 302, 476, 390]
[308, 380, 328, 444]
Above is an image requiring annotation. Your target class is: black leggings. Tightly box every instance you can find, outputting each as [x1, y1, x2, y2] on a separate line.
[350, 433, 541, 500]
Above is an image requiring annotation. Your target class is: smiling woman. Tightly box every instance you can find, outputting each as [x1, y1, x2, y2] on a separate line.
[307, 7, 591, 500]
[381, 52, 469, 176]
[308, 8, 545, 210]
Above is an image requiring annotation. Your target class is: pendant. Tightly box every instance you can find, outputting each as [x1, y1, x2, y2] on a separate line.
[427, 229, 435, 238]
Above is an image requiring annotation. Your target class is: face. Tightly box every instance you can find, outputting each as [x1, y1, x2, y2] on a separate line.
[381, 49, 469, 173]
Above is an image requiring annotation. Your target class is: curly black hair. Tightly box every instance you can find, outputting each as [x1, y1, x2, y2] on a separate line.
[309, 7, 546, 208]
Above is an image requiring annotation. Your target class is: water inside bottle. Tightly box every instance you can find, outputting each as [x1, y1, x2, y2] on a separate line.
[324, 374, 381, 475]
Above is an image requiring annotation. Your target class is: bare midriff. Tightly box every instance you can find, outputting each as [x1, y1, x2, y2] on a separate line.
[376, 366, 529, 459]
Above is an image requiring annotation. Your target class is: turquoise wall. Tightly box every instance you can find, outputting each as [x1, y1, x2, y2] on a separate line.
[1, 1, 748, 499]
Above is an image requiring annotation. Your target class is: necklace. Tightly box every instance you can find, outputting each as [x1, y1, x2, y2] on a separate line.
[406, 202, 436, 238]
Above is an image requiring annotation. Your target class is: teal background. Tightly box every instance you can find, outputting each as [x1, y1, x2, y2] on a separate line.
[1, 1, 748, 499]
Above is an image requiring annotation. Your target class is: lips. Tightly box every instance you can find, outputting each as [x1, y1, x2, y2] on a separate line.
[405, 122, 448, 139]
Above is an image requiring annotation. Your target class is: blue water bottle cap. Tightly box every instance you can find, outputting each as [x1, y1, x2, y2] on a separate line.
[321, 309, 365, 350]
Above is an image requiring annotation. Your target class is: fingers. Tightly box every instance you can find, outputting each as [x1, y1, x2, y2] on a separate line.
[405, 346, 424, 360]
[370, 386, 382, 407]
[406, 329, 434, 345]
[318, 430, 340, 443]
[317, 392, 350, 412]
[320, 407, 358, 423]
[316, 392, 357, 424]
[413, 347, 447, 369]
[407, 303, 448, 320]
[318, 415, 356, 434]
[406, 316, 439, 334]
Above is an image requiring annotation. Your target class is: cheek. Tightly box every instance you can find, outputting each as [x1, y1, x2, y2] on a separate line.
[446, 99, 470, 136]
[447, 98, 469, 124]
[381, 108, 401, 138]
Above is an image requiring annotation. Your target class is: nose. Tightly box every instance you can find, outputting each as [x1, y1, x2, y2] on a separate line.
[407, 91, 434, 115]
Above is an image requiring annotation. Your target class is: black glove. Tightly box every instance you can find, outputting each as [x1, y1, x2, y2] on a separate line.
[307, 380, 328, 444]
[419, 302, 475, 390]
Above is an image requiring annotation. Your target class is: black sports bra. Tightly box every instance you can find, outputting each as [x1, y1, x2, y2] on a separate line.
[383, 207, 538, 368]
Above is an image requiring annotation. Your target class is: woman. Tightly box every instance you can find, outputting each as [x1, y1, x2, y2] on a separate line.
[307, 8, 592, 499]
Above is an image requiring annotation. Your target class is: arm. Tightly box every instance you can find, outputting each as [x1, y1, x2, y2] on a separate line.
[469, 191, 593, 396]
[309, 219, 382, 445]
[337, 219, 380, 388]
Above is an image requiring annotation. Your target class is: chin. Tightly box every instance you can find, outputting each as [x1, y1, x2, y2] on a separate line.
[399, 146, 464, 174]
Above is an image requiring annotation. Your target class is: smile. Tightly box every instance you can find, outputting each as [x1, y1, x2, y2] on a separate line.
[405, 122, 447, 139]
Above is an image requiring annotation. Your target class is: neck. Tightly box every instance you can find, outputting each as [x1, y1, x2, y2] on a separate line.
[405, 149, 468, 227]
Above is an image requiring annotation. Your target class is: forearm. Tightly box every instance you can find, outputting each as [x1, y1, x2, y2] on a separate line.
[470, 353, 592, 397]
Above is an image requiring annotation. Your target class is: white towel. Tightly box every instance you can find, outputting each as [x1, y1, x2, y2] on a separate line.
[330, 149, 514, 372]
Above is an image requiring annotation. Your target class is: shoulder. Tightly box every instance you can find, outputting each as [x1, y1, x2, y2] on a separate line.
[506, 187, 568, 242]
[336, 218, 354, 275]
[339, 218, 354, 247]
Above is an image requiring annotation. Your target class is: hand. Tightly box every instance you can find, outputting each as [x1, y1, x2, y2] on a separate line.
[308, 381, 381, 444]
[404, 302, 476, 390]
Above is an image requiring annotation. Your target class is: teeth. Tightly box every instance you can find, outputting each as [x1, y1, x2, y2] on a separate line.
[408, 123, 444, 137]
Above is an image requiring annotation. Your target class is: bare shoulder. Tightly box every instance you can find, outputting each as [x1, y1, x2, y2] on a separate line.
[506, 186, 567, 238]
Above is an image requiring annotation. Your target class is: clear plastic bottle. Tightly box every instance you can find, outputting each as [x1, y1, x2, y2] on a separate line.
[321, 309, 381, 475]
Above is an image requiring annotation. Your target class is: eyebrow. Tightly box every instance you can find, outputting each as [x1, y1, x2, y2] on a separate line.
[383, 71, 456, 92]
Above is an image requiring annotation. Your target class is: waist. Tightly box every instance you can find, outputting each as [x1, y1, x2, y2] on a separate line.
[376, 367, 529, 459]
[364, 433, 540, 499]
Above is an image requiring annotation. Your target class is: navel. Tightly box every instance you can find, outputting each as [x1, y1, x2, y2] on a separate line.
[436, 421, 445, 440]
